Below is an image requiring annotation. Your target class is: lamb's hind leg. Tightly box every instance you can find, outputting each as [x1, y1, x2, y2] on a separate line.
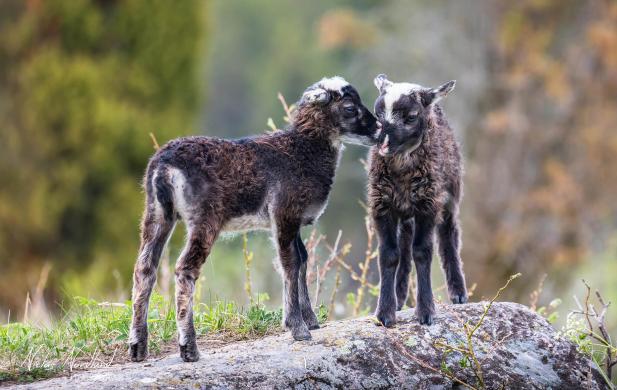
[438, 205, 467, 304]
[175, 220, 220, 362]
[395, 219, 414, 311]
[296, 234, 319, 330]
[129, 211, 175, 362]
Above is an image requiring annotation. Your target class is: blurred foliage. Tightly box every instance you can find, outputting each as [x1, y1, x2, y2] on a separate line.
[202, 0, 617, 334]
[0, 0, 616, 335]
[0, 292, 287, 382]
[464, 0, 617, 291]
[0, 0, 206, 312]
[203, 0, 377, 135]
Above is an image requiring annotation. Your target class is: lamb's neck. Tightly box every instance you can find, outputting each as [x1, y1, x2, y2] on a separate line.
[390, 130, 434, 173]
[289, 125, 342, 155]
[283, 126, 343, 179]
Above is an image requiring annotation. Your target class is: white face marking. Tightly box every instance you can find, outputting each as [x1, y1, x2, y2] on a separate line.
[301, 76, 349, 104]
[374, 125, 382, 139]
[318, 76, 349, 95]
[383, 82, 422, 122]
[302, 88, 328, 104]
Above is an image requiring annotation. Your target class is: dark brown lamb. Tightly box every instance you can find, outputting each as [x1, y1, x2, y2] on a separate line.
[128, 76, 379, 363]
[369, 74, 467, 327]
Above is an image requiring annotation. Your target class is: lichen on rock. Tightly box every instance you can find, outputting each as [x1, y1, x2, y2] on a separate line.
[15, 302, 608, 389]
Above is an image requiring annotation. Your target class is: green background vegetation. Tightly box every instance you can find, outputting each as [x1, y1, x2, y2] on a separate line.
[0, 0, 615, 360]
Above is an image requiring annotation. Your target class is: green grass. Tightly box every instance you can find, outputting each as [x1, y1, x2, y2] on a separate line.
[0, 292, 311, 384]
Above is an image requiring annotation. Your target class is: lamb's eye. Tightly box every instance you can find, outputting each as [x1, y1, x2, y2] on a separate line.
[406, 112, 418, 122]
[344, 106, 356, 113]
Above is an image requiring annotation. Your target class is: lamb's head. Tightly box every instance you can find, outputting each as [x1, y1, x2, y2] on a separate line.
[373, 74, 455, 157]
[297, 76, 380, 146]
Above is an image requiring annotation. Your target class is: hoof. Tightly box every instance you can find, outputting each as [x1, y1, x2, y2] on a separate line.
[302, 310, 320, 330]
[451, 294, 468, 304]
[179, 342, 200, 362]
[418, 313, 434, 325]
[416, 306, 435, 325]
[291, 326, 312, 341]
[129, 340, 147, 362]
[375, 309, 396, 328]
[396, 294, 409, 311]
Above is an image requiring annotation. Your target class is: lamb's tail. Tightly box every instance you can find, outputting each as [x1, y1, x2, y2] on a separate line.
[143, 158, 176, 223]
[153, 165, 175, 222]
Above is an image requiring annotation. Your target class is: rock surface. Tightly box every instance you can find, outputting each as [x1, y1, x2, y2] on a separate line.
[14, 302, 607, 389]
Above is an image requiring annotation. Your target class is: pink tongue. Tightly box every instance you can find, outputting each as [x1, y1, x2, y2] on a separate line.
[378, 135, 390, 156]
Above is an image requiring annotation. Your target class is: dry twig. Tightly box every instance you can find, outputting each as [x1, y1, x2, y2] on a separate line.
[434, 273, 521, 389]
[571, 280, 615, 383]
[529, 273, 547, 311]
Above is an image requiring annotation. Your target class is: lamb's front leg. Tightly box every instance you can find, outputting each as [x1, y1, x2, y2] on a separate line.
[413, 214, 436, 325]
[374, 213, 400, 327]
[295, 234, 319, 329]
[275, 222, 311, 340]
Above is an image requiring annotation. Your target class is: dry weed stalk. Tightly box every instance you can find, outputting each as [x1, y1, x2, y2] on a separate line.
[333, 216, 378, 315]
[304, 229, 324, 286]
[572, 280, 616, 383]
[327, 267, 342, 320]
[277, 92, 295, 123]
[314, 230, 346, 304]
[388, 332, 478, 390]
[529, 273, 547, 311]
[149, 132, 160, 150]
[266, 92, 296, 132]
[242, 233, 254, 304]
[434, 273, 521, 389]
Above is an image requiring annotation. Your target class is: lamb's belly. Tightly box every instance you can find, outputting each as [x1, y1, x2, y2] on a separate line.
[302, 201, 328, 225]
[222, 214, 271, 233]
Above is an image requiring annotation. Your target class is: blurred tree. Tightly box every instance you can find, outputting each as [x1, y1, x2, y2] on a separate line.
[464, 0, 617, 294]
[203, 0, 376, 136]
[0, 0, 206, 315]
[2, 0, 615, 320]
[352, 0, 617, 300]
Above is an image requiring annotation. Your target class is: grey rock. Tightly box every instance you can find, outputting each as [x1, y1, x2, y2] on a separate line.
[13, 302, 607, 389]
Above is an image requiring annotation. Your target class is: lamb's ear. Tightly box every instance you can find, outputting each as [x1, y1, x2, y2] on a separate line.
[301, 88, 330, 105]
[422, 80, 456, 106]
[373, 74, 392, 93]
